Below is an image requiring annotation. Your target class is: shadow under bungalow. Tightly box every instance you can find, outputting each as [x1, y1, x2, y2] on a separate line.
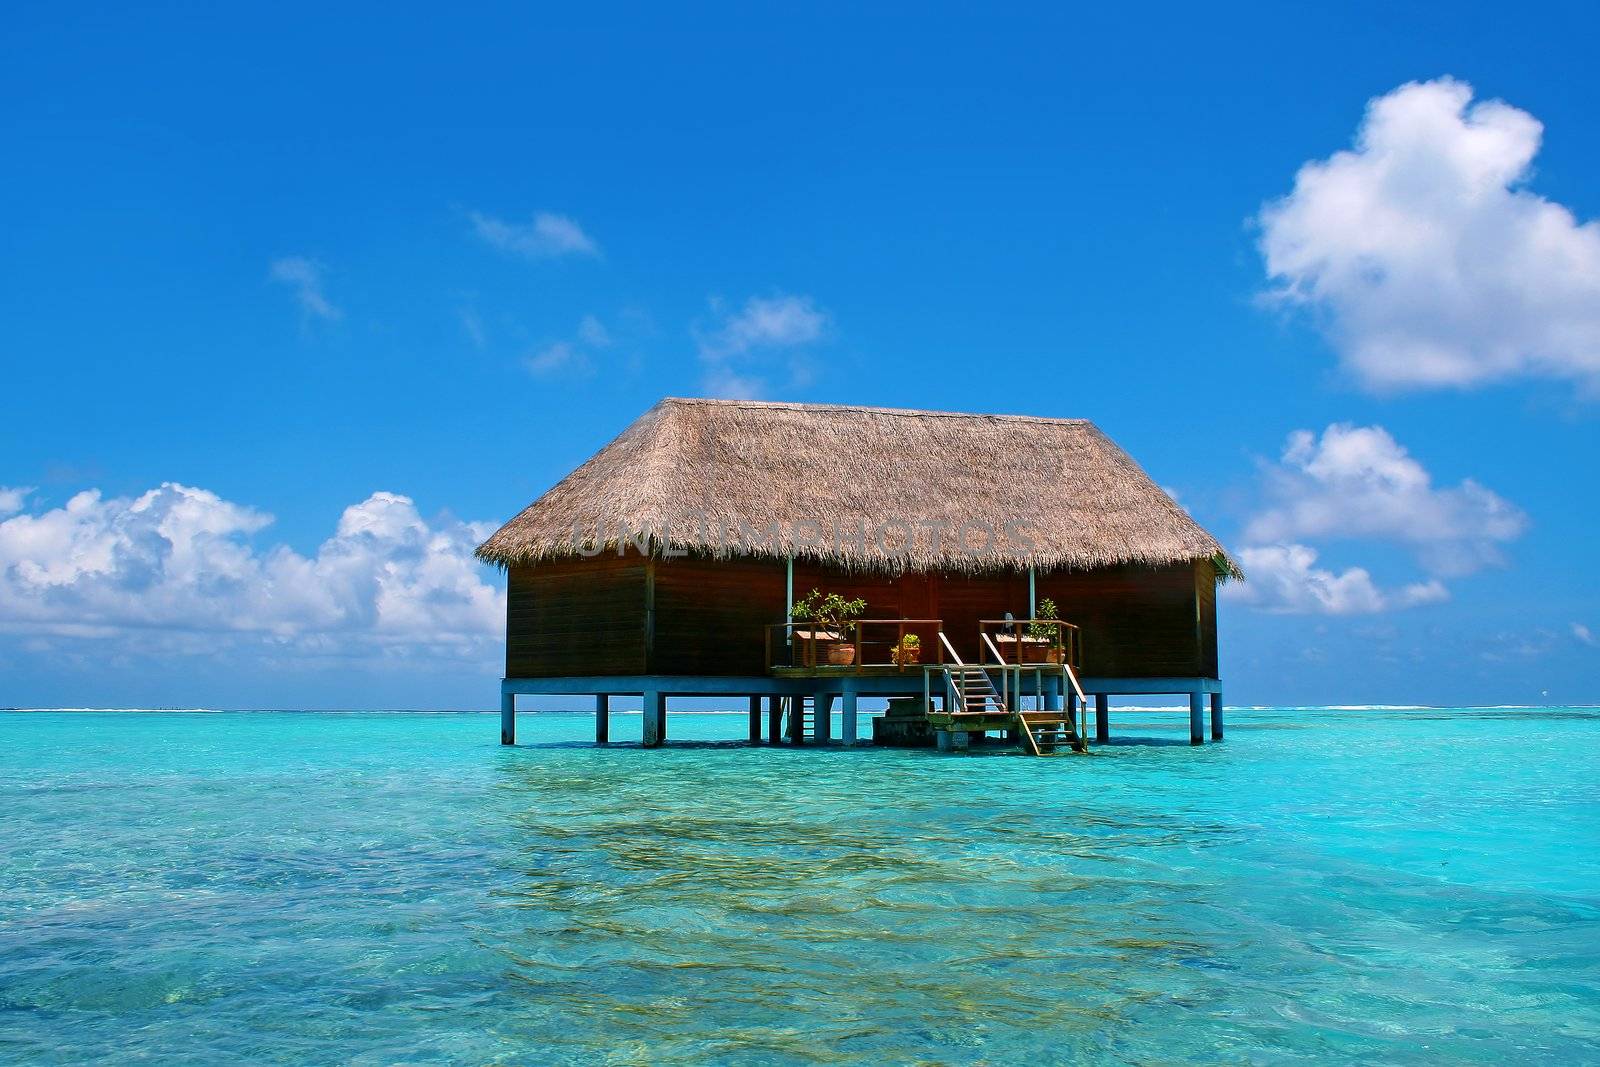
[476, 398, 1237, 755]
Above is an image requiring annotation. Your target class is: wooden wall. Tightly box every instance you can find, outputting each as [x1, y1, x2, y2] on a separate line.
[1035, 561, 1215, 678]
[505, 556, 648, 677]
[504, 552, 1220, 680]
[650, 554, 786, 675]
[1195, 559, 1219, 679]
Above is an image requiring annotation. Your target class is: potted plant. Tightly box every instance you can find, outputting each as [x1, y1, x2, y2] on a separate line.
[890, 632, 922, 666]
[1024, 598, 1063, 664]
[790, 589, 867, 665]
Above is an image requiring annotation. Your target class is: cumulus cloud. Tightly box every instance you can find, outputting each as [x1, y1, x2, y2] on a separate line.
[1227, 544, 1448, 615]
[695, 294, 829, 398]
[269, 256, 341, 321]
[470, 211, 599, 259]
[0, 484, 503, 660]
[1244, 423, 1527, 577]
[1574, 623, 1598, 648]
[1259, 77, 1600, 392]
[1227, 423, 1524, 615]
[0, 486, 31, 518]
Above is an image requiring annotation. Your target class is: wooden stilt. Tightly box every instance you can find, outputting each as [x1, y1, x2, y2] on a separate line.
[500, 691, 515, 745]
[1210, 692, 1224, 741]
[1095, 693, 1109, 744]
[748, 695, 762, 743]
[642, 690, 664, 748]
[815, 693, 835, 744]
[767, 696, 782, 745]
[595, 694, 609, 744]
[1189, 692, 1205, 745]
[841, 688, 858, 745]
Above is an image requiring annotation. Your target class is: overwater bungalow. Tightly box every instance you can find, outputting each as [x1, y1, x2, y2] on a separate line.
[477, 398, 1236, 755]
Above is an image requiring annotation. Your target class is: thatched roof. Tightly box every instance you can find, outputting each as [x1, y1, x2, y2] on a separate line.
[477, 398, 1233, 576]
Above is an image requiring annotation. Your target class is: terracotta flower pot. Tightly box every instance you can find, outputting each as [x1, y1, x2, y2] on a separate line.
[827, 643, 856, 666]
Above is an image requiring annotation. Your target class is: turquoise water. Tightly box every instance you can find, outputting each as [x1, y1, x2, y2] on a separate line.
[2, 708, 1598, 1064]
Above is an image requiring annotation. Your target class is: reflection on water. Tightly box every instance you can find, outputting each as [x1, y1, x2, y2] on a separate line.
[1, 708, 1598, 1063]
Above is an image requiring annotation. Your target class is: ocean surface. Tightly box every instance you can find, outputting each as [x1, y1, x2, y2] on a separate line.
[2, 707, 1598, 1065]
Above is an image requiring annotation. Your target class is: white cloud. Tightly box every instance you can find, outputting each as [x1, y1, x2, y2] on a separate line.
[697, 295, 827, 359]
[1244, 423, 1526, 577]
[269, 256, 341, 321]
[1226, 543, 1448, 615]
[523, 314, 612, 379]
[470, 211, 599, 259]
[1259, 77, 1600, 392]
[695, 294, 829, 398]
[0, 487, 31, 518]
[525, 341, 588, 377]
[1228, 423, 1524, 615]
[0, 484, 502, 660]
[700, 366, 767, 401]
[576, 314, 610, 348]
[1574, 623, 1598, 648]
[460, 307, 487, 349]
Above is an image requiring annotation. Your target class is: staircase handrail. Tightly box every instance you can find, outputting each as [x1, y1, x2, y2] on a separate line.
[980, 632, 1010, 709]
[937, 632, 969, 713]
[1062, 660, 1087, 705]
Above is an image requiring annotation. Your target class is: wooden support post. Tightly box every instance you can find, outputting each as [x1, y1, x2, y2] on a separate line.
[500, 691, 515, 745]
[1210, 692, 1224, 741]
[748, 695, 762, 743]
[815, 693, 835, 744]
[787, 696, 803, 745]
[1095, 693, 1109, 744]
[841, 688, 858, 745]
[595, 694, 609, 744]
[949, 728, 969, 751]
[642, 690, 664, 748]
[1189, 692, 1205, 745]
[1044, 682, 1061, 712]
[767, 696, 782, 745]
[935, 729, 953, 751]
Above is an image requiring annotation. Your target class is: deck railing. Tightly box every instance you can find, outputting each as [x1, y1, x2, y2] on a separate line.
[979, 617, 1083, 670]
[765, 618, 945, 672]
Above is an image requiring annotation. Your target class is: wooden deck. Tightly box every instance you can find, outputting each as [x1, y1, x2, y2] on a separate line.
[770, 664, 938, 679]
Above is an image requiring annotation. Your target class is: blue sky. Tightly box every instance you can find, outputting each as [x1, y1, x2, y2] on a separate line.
[3, 3, 1599, 709]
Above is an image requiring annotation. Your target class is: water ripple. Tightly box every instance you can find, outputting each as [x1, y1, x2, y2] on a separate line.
[2, 708, 1598, 1063]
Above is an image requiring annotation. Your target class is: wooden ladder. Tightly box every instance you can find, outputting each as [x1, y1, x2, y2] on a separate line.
[785, 695, 816, 744]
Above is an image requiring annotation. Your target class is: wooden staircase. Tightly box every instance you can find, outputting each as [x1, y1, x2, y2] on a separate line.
[948, 665, 1007, 715]
[938, 632, 1090, 758]
[1016, 711, 1087, 755]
